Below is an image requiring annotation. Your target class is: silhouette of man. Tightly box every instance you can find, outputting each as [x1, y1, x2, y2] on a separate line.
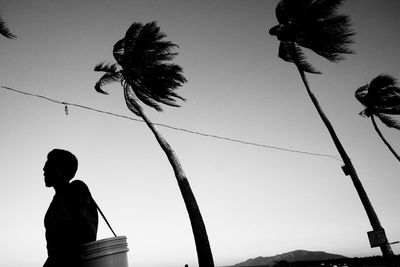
[43, 149, 98, 267]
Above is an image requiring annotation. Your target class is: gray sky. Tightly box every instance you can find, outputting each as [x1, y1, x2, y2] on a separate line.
[1, 1, 400, 267]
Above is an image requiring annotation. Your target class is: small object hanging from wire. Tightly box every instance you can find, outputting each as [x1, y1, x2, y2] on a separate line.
[63, 102, 69, 115]
[1, 85, 343, 163]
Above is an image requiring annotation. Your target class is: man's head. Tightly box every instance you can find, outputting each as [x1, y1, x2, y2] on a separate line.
[43, 149, 78, 188]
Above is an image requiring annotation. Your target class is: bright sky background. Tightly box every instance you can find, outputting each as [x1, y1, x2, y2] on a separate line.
[1, 1, 400, 267]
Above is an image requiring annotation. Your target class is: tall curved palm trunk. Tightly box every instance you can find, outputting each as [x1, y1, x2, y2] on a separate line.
[371, 113, 400, 162]
[269, 0, 394, 258]
[94, 22, 214, 267]
[293, 54, 394, 257]
[132, 102, 214, 267]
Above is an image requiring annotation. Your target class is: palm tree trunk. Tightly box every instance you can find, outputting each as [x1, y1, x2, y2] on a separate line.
[371, 115, 400, 162]
[291, 55, 394, 257]
[131, 101, 215, 267]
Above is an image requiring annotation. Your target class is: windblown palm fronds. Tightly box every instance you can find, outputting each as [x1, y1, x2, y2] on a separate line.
[94, 21, 214, 267]
[356, 74, 400, 161]
[269, 0, 395, 257]
[356, 74, 400, 129]
[269, 0, 354, 73]
[0, 13, 16, 39]
[94, 21, 186, 115]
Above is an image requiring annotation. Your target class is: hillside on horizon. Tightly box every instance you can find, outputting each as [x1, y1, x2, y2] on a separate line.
[234, 249, 346, 266]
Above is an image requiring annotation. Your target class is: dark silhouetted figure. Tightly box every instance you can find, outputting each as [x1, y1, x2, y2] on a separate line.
[43, 149, 98, 267]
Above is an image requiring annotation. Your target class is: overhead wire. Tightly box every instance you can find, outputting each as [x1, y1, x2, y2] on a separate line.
[1, 85, 343, 163]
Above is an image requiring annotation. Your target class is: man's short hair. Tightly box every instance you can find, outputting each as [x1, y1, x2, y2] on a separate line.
[48, 149, 78, 181]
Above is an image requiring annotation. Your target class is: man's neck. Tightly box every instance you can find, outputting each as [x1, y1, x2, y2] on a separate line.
[54, 181, 70, 195]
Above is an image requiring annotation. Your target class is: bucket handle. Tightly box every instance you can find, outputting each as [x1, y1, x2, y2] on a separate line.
[92, 198, 117, 237]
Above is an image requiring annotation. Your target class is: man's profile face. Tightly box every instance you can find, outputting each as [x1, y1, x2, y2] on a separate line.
[43, 159, 62, 188]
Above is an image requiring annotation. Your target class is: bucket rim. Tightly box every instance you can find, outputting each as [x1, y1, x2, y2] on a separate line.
[81, 236, 127, 247]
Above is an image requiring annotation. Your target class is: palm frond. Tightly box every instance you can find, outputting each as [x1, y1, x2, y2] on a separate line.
[279, 42, 321, 74]
[302, 0, 345, 22]
[358, 109, 369, 118]
[355, 74, 400, 121]
[275, 0, 312, 25]
[94, 62, 119, 73]
[271, 0, 354, 71]
[117, 22, 143, 68]
[131, 63, 186, 110]
[95, 21, 186, 115]
[113, 39, 126, 66]
[113, 21, 186, 113]
[123, 22, 153, 68]
[124, 22, 179, 70]
[375, 86, 400, 115]
[94, 72, 121, 94]
[124, 22, 142, 41]
[123, 83, 141, 116]
[377, 113, 400, 130]
[0, 14, 16, 39]
[135, 88, 163, 111]
[355, 84, 369, 107]
[368, 74, 397, 96]
[300, 15, 354, 62]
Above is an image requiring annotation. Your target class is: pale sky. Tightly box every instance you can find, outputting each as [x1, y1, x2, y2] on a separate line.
[0, 1, 399, 267]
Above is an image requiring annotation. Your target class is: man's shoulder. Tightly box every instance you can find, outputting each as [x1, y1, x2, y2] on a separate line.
[69, 180, 91, 196]
[70, 179, 87, 187]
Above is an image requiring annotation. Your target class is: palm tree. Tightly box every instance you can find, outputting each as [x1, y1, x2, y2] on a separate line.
[269, 0, 394, 257]
[355, 74, 400, 161]
[0, 12, 16, 39]
[94, 21, 214, 267]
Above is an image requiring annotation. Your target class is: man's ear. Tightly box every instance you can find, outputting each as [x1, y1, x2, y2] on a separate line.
[54, 167, 68, 181]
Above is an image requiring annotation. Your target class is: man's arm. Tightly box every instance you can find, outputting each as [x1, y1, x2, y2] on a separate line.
[69, 180, 98, 242]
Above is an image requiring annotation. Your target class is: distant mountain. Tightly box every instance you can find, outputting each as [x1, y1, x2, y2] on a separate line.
[234, 250, 346, 266]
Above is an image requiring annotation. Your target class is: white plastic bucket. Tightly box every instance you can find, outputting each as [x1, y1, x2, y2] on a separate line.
[81, 236, 129, 267]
